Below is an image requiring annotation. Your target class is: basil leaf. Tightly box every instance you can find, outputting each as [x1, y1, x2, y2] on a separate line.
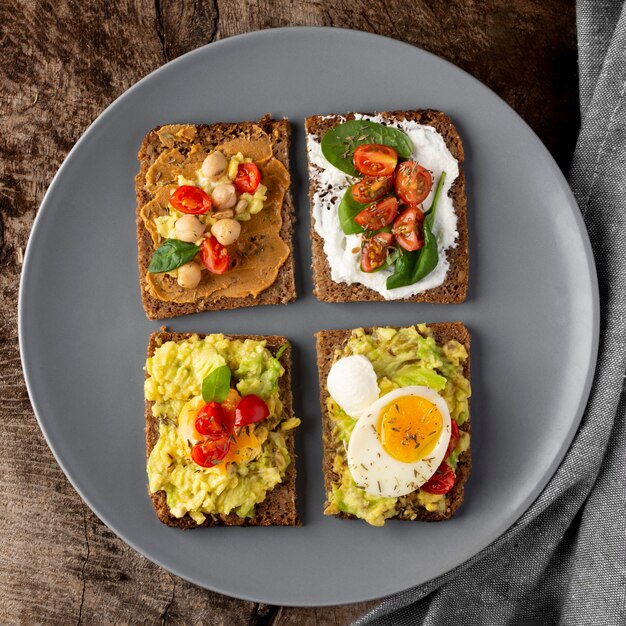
[321, 120, 413, 176]
[201, 365, 231, 403]
[148, 239, 200, 273]
[338, 187, 366, 234]
[275, 343, 290, 360]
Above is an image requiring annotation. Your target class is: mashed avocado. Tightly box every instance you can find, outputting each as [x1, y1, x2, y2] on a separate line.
[326, 325, 471, 526]
[145, 334, 298, 523]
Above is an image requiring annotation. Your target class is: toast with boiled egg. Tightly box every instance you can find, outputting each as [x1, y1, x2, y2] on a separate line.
[316, 322, 471, 526]
[145, 329, 299, 527]
[136, 116, 296, 320]
[305, 110, 468, 303]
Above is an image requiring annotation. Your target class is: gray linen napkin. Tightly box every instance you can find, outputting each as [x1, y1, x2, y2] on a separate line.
[357, 2, 626, 624]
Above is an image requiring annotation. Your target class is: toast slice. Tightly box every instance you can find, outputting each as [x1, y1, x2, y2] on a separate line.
[146, 330, 299, 527]
[136, 116, 296, 320]
[315, 322, 471, 522]
[305, 110, 468, 303]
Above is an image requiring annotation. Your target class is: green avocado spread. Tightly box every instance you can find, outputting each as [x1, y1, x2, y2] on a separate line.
[325, 325, 471, 527]
[145, 334, 299, 524]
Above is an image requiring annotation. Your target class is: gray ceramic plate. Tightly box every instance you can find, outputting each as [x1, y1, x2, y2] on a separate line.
[19, 27, 598, 606]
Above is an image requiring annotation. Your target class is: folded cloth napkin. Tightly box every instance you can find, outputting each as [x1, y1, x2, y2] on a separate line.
[357, 2, 626, 624]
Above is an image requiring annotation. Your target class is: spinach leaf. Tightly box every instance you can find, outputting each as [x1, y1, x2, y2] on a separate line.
[148, 239, 200, 273]
[386, 248, 417, 289]
[338, 187, 366, 234]
[321, 120, 413, 176]
[202, 365, 231, 403]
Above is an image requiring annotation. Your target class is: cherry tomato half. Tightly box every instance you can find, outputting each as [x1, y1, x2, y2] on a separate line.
[360, 232, 394, 273]
[234, 162, 261, 194]
[190, 437, 231, 468]
[392, 205, 425, 252]
[445, 420, 459, 460]
[195, 402, 231, 438]
[170, 185, 213, 215]
[234, 394, 270, 428]
[353, 144, 398, 177]
[354, 196, 398, 231]
[394, 161, 433, 205]
[351, 176, 393, 204]
[221, 388, 242, 432]
[199, 236, 230, 274]
[421, 462, 456, 494]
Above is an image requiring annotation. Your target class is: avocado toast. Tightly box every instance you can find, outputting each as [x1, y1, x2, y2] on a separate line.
[136, 116, 296, 320]
[316, 322, 471, 526]
[145, 330, 299, 527]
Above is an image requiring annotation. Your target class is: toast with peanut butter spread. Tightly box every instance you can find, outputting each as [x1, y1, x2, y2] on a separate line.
[136, 116, 295, 320]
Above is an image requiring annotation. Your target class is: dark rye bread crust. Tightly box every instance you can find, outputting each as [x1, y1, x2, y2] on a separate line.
[315, 322, 471, 522]
[146, 330, 299, 528]
[136, 117, 296, 320]
[305, 110, 468, 304]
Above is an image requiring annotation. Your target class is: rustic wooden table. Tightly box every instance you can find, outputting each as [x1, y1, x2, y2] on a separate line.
[0, 1, 578, 623]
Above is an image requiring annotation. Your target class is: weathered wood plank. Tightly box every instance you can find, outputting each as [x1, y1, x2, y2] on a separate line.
[0, 0, 578, 623]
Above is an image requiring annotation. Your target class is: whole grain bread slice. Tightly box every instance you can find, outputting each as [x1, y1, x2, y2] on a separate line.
[146, 329, 299, 528]
[136, 116, 296, 320]
[305, 110, 468, 304]
[315, 322, 471, 522]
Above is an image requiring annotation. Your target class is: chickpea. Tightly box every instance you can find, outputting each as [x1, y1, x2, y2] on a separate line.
[211, 183, 237, 210]
[177, 261, 202, 289]
[174, 215, 205, 242]
[234, 198, 248, 215]
[201, 151, 228, 179]
[211, 218, 241, 246]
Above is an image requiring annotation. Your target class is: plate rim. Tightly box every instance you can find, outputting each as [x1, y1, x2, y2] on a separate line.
[18, 26, 600, 606]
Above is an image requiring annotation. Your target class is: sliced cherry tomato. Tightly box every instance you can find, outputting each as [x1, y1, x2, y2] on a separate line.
[445, 420, 459, 460]
[353, 144, 398, 177]
[199, 236, 230, 274]
[394, 161, 433, 205]
[234, 162, 261, 194]
[392, 205, 425, 252]
[190, 436, 231, 468]
[354, 196, 398, 231]
[360, 232, 394, 273]
[195, 402, 229, 438]
[351, 176, 393, 204]
[421, 462, 456, 494]
[170, 185, 212, 215]
[234, 394, 270, 428]
[220, 388, 241, 433]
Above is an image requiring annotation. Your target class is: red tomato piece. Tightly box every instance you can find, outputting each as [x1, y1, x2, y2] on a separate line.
[195, 402, 230, 438]
[360, 232, 394, 273]
[353, 144, 398, 177]
[190, 437, 231, 468]
[234, 162, 261, 194]
[351, 176, 393, 204]
[170, 185, 213, 215]
[394, 162, 433, 205]
[220, 389, 241, 433]
[199, 236, 230, 274]
[421, 462, 456, 494]
[234, 394, 270, 428]
[392, 205, 425, 252]
[445, 420, 459, 460]
[354, 197, 398, 231]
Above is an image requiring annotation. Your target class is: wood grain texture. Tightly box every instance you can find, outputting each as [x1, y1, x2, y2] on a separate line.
[0, 0, 577, 623]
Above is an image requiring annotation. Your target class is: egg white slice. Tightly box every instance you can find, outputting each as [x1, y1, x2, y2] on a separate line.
[347, 386, 451, 497]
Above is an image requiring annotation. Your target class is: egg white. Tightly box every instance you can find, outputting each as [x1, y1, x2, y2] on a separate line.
[347, 386, 451, 497]
[327, 355, 379, 418]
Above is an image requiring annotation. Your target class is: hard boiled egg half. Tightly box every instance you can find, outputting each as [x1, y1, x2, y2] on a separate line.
[328, 357, 451, 497]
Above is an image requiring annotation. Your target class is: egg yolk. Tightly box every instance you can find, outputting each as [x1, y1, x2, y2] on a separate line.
[378, 396, 443, 463]
[214, 428, 260, 473]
